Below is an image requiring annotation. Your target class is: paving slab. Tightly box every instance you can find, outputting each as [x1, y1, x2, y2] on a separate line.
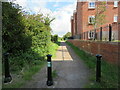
[52, 42, 73, 61]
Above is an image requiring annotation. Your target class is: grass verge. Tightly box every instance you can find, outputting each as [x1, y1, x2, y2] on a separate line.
[48, 42, 59, 58]
[66, 41, 118, 88]
[2, 42, 59, 88]
[2, 60, 46, 88]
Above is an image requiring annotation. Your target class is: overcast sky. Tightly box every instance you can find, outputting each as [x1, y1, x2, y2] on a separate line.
[12, 0, 77, 37]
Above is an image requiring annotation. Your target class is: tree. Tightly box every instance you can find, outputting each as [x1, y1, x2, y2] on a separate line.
[44, 14, 55, 26]
[92, 1, 107, 40]
[24, 14, 53, 55]
[63, 32, 71, 40]
[2, 2, 31, 53]
[51, 34, 58, 42]
[2, 1, 55, 72]
[2, 2, 55, 56]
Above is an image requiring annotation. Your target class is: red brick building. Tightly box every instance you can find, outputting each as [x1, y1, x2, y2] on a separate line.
[118, 1, 120, 40]
[71, 0, 119, 41]
[71, 10, 78, 38]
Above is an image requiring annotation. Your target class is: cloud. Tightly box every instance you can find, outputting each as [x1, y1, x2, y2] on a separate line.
[48, 0, 76, 2]
[51, 2, 76, 37]
[13, 0, 27, 8]
[53, 2, 59, 7]
[13, 0, 76, 37]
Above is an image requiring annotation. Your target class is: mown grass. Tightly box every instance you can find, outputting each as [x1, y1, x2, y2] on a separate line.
[2, 42, 59, 88]
[66, 41, 119, 88]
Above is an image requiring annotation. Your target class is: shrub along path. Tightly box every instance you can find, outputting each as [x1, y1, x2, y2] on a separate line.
[22, 41, 91, 88]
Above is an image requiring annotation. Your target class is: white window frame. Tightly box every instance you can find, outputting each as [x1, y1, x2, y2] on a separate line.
[88, 31, 91, 39]
[114, 15, 118, 22]
[88, 2, 95, 9]
[88, 16, 95, 24]
[88, 31, 94, 39]
[114, 1, 118, 7]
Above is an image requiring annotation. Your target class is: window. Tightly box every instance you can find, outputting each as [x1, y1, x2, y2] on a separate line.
[114, 1, 118, 7]
[114, 15, 118, 22]
[88, 2, 95, 9]
[88, 31, 94, 39]
[88, 16, 95, 24]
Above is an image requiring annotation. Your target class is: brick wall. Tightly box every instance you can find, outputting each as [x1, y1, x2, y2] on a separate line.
[68, 39, 119, 64]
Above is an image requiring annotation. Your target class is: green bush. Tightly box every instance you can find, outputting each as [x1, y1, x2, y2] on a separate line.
[2, 2, 55, 72]
[2, 2, 58, 88]
[2, 2, 31, 53]
[51, 34, 58, 43]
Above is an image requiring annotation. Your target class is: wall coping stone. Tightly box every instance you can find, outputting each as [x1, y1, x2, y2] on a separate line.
[68, 39, 119, 45]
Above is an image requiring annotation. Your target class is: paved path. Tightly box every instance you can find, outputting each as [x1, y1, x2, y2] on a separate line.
[52, 42, 73, 61]
[23, 41, 90, 88]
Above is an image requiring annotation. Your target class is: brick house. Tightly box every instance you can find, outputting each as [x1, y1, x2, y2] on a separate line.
[71, 0, 119, 41]
[71, 10, 77, 37]
[118, 1, 120, 40]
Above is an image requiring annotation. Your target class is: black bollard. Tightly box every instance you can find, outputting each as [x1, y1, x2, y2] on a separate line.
[46, 54, 53, 86]
[96, 54, 102, 82]
[3, 52, 12, 83]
